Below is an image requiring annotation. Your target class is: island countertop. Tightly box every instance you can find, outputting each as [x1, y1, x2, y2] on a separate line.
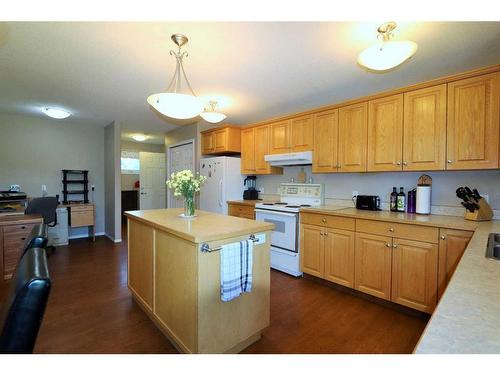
[125, 208, 274, 244]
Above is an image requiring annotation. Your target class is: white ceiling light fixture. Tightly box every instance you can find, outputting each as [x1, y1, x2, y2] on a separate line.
[132, 134, 147, 142]
[200, 100, 227, 124]
[42, 107, 71, 119]
[358, 22, 418, 72]
[147, 34, 204, 120]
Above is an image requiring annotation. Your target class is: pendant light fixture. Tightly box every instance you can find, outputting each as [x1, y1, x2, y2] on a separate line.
[147, 34, 204, 120]
[200, 100, 227, 124]
[358, 22, 418, 72]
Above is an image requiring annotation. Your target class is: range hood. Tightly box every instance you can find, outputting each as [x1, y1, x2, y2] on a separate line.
[264, 151, 313, 166]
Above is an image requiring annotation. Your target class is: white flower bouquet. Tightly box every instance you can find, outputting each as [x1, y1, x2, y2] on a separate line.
[166, 170, 207, 217]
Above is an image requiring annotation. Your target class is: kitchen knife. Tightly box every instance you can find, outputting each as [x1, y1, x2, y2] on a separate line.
[464, 187, 475, 201]
[461, 201, 476, 212]
[456, 187, 469, 202]
[472, 188, 481, 201]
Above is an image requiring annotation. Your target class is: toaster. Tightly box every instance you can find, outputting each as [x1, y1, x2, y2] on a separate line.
[355, 195, 381, 211]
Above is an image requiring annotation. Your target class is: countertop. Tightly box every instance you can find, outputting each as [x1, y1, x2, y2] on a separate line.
[227, 200, 267, 206]
[300, 205, 500, 353]
[125, 208, 274, 244]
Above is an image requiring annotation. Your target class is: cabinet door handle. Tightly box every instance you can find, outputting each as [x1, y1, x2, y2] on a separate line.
[393, 244, 398, 248]
[447, 160, 453, 164]
[324, 232, 328, 236]
[320, 232, 324, 236]
[386, 243, 391, 247]
[396, 161, 401, 165]
[21, 225, 26, 229]
[21, 237, 26, 241]
[322, 218, 326, 223]
[403, 162, 408, 166]
[389, 227, 394, 232]
[441, 235, 446, 240]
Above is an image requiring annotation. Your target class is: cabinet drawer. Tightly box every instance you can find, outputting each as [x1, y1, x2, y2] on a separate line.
[71, 210, 94, 227]
[71, 205, 94, 212]
[300, 213, 355, 231]
[228, 204, 255, 218]
[356, 219, 438, 243]
[3, 223, 36, 236]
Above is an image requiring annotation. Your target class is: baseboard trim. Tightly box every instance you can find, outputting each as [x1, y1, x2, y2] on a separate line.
[69, 232, 105, 240]
[104, 233, 122, 243]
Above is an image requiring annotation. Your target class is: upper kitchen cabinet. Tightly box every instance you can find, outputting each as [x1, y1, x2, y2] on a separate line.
[269, 120, 291, 154]
[241, 124, 283, 175]
[313, 109, 338, 173]
[446, 72, 500, 170]
[403, 84, 447, 171]
[241, 127, 256, 174]
[367, 94, 404, 172]
[290, 115, 314, 152]
[338, 102, 368, 172]
[201, 126, 241, 155]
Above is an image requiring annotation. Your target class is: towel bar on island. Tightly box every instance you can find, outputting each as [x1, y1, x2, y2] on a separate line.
[201, 234, 258, 253]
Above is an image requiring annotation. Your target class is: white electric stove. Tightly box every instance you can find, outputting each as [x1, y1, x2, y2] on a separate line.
[255, 183, 324, 276]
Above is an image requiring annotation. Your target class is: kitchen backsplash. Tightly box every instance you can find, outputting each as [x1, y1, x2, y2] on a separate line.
[256, 166, 500, 219]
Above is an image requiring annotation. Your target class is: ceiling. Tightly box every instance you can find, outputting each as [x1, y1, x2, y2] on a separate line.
[0, 22, 499, 144]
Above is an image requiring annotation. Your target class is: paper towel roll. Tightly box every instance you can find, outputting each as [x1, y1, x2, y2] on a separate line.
[416, 186, 431, 214]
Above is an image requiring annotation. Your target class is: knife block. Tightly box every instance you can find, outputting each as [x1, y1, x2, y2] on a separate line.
[464, 198, 493, 221]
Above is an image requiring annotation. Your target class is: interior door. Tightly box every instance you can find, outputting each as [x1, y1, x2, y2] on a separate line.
[168, 141, 195, 208]
[139, 152, 154, 209]
[139, 152, 166, 210]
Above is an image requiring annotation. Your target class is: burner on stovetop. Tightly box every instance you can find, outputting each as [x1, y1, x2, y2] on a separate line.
[274, 202, 288, 205]
[286, 205, 300, 208]
[300, 204, 311, 207]
[262, 203, 274, 205]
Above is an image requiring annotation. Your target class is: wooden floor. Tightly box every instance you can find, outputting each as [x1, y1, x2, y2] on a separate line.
[3, 234, 428, 354]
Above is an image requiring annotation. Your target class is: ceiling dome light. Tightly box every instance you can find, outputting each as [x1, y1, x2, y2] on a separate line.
[132, 134, 147, 142]
[147, 34, 204, 120]
[200, 100, 227, 124]
[358, 22, 418, 72]
[42, 107, 71, 119]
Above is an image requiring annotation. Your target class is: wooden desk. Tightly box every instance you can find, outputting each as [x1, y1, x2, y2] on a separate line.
[0, 214, 43, 280]
[61, 203, 95, 241]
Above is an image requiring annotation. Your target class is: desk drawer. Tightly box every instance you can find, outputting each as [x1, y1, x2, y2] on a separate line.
[70, 205, 94, 212]
[301, 212, 355, 231]
[228, 204, 255, 219]
[3, 223, 36, 236]
[356, 219, 438, 244]
[71, 210, 94, 227]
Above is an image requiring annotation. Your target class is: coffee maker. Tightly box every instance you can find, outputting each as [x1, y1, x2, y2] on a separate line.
[243, 176, 259, 200]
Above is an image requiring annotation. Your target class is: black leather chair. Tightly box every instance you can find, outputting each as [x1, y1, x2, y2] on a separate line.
[21, 224, 49, 257]
[0, 247, 52, 353]
[25, 197, 58, 253]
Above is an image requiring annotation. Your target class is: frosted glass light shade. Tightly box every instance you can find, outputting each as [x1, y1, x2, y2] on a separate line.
[132, 134, 147, 141]
[200, 111, 227, 123]
[42, 107, 71, 119]
[358, 40, 418, 71]
[147, 93, 203, 120]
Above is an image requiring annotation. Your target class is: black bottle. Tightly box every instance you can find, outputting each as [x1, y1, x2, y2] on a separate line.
[397, 187, 406, 212]
[390, 187, 398, 212]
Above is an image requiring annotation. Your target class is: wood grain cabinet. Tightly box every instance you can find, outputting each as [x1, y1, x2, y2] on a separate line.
[338, 102, 368, 172]
[300, 224, 324, 278]
[391, 238, 438, 313]
[367, 94, 404, 172]
[354, 232, 393, 300]
[201, 126, 241, 155]
[403, 84, 447, 171]
[290, 115, 314, 152]
[438, 229, 473, 299]
[324, 228, 355, 288]
[313, 109, 339, 173]
[269, 120, 291, 154]
[446, 72, 500, 170]
[241, 125, 283, 175]
[227, 203, 255, 220]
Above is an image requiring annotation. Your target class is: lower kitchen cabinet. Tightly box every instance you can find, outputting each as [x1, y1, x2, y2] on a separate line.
[300, 224, 324, 278]
[324, 228, 355, 288]
[227, 202, 256, 220]
[354, 232, 392, 300]
[391, 238, 438, 313]
[438, 229, 473, 299]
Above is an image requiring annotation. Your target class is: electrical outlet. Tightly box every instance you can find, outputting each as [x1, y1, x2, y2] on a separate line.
[259, 187, 264, 194]
[482, 194, 489, 204]
[41, 184, 47, 192]
[91, 184, 95, 191]
[352, 190, 358, 198]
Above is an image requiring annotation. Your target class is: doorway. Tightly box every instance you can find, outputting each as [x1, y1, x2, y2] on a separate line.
[167, 139, 195, 208]
[139, 152, 166, 210]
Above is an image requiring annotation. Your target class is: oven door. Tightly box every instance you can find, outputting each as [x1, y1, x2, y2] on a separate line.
[255, 209, 297, 252]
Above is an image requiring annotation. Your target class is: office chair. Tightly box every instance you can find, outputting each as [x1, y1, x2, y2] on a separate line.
[0, 247, 52, 353]
[25, 197, 58, 253]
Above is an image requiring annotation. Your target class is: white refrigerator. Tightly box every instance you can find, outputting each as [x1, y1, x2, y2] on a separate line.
[199, 156, 244, 215]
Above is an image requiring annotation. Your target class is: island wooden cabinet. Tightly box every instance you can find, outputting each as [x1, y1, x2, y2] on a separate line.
[367, 94, 404, 172]
[446, 72, 500, 170]
[391, 238, 438, 313]
[201, 126, 241, 155]
[338, 102, 368, 172]
[403, 84, 447, 171]
[240, 125, 283, 175]
[312, 109, 338, 173]
[354, 232, 392, 300]
[437, 229, 473, 298]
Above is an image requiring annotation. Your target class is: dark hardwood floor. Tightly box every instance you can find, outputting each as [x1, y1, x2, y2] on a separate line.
[3, 233, 428, 354]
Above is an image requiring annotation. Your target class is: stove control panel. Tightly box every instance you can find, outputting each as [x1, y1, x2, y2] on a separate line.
[279, 183, 324, 205]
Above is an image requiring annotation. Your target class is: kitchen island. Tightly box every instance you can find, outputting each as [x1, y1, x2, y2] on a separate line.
[125, 208, 274, 354]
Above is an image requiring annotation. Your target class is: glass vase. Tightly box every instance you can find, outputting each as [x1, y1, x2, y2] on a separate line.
[183, 192, 195, 218]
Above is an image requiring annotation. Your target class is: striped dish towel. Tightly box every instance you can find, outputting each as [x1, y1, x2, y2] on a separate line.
[220, 239, 253, 302]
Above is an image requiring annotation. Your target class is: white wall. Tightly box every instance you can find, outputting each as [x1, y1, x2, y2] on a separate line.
[104, 121, 122, 242]
[256, 165, 500, 214]
[0, 113, 105, 236]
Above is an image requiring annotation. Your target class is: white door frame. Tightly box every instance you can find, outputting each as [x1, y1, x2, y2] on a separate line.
[166, 138, 196, 208]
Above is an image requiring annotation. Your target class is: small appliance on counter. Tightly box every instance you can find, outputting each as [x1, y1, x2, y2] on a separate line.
[243, 175, 259, 200]
[456, 186, 493, 221]
[355, 195, 381, 211]
[416, 174, 432, 214]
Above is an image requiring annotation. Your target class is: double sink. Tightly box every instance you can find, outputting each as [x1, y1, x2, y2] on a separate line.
[486, 233, 500, 261]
